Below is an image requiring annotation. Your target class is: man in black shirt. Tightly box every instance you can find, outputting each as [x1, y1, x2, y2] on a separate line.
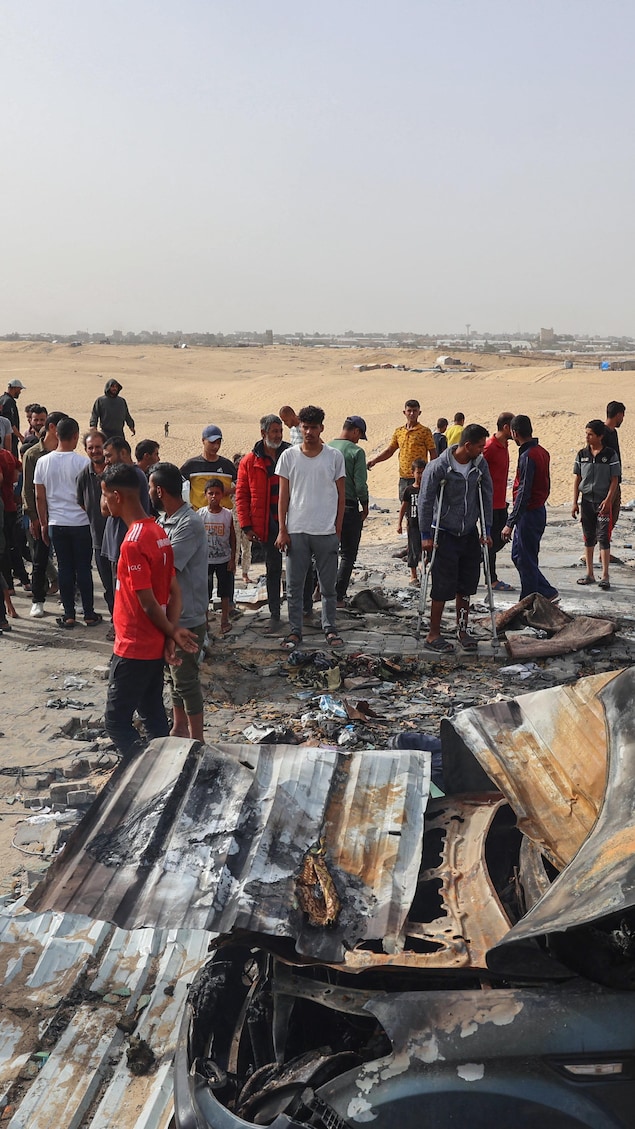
[180, 425, 236, 511]
[0, 380, 26, 456]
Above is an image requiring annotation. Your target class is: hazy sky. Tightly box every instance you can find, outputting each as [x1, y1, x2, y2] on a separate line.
[2, 0, 634, 335]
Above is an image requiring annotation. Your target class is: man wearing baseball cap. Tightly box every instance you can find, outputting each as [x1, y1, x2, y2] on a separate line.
[180, 425, 236, 510]
[0, 380, 26, 457]
[328, 415, 369, 604]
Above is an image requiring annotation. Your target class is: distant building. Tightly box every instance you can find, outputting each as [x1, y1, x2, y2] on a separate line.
[539, 327, 556, 346]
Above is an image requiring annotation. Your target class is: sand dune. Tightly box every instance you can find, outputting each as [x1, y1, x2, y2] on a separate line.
[2, 343, 632, 506]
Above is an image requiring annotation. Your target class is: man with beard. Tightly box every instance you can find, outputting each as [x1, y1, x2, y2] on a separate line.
[236, 414, 291, 630]
[76, 430, 114, 616]
[180, 424, 236, 512]
[149, 461, 208, 743]
[0, 380, 26, 457]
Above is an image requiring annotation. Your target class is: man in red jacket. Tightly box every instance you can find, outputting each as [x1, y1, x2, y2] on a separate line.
[502, 415, 558, 601]
[236, 414, 291, 630]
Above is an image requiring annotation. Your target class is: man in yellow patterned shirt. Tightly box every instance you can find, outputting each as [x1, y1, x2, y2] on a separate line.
[367, 399, 436, 499]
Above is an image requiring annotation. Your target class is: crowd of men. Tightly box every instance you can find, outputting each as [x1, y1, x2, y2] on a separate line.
[0, 378, 625, 758]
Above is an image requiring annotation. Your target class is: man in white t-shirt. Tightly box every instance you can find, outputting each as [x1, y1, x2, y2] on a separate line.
[275, 405, 345, 649]
[34, 416, 100, 629]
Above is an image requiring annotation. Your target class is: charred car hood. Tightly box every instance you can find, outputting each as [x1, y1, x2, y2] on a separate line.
[446, 666, 635, 973]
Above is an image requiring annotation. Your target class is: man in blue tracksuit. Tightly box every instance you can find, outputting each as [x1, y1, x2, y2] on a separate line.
[418, 423, 493, 653]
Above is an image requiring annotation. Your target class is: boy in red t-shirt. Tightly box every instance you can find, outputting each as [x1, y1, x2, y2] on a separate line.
[101, 463, 198, 758]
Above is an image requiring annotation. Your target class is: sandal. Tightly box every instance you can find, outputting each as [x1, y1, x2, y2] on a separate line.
[492, 580, 514, 591]
[281, 633, 301, 650]
[576, 576, 596, 586]
[220, 622, 232, 635]
[325, 631, 344, 648]
[424, 637, 454, 653]
[457, 631, 478, 652]
[84, 613, 103, 626]
[56, 617, 76, 629]
[598, 578, 611, 590]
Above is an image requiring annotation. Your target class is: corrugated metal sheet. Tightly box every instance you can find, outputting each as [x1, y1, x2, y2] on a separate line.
[0, 900, 210, 1127]
[27, 740, 432, 964]
[447, 671, 619, 869]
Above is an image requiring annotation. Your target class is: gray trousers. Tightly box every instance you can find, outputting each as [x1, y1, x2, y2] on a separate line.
[286, 532, 338, 638]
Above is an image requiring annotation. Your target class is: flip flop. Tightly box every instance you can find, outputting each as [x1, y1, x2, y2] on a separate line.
[598, 578, 611, 589]
[492, 580, 514, 591]
[56, 617, 76, 629]
[576, 576, 596, 586]
[220, 622, 232, 635]
[424, 637, 454, 653]
[457, 632, 479, 652]
[84, 614, 103, 626]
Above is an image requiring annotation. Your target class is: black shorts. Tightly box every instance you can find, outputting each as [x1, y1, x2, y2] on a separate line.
[430, 528, 481, 602]
[581, 497, 612, 550]
[208, 560, 234, 599]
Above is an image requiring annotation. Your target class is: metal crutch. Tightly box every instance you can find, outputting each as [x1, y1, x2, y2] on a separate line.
[415, 478, 446, 642]
[477, 473, 501, 655]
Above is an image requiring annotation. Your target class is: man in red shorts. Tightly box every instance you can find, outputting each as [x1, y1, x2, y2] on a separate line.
[101, 462, 198, 759]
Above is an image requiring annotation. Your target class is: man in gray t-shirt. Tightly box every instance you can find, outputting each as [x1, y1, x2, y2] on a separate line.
[275, 405, 345, 649]
[150, 462, 208, 743]
[572, 419, 620, 589]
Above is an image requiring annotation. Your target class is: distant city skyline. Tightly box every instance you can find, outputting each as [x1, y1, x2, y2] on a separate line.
[4, 324, 635, 349]
[2, 1, 635, 336]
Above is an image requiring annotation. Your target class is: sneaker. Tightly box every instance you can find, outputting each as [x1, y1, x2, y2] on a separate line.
[30, 602, 45, 618]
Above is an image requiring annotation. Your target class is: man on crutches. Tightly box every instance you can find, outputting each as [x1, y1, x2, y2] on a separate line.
[417, 424, 493, 653]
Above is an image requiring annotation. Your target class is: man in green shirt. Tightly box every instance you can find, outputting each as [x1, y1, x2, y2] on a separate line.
[328, 416, 369, 605]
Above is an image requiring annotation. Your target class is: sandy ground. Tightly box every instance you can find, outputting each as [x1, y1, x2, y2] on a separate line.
[2, 342, 633, 517]
[1, 339, 634, 890]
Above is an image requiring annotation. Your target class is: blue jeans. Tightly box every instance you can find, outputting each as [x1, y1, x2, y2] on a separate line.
[50, 525, 95, 620]
[511, 506, 557, 599]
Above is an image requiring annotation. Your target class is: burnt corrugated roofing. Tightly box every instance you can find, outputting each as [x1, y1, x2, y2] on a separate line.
[27, 740, 431, 963]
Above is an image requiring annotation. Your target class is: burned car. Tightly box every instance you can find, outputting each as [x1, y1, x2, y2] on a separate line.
[27, 668, 635, 1127]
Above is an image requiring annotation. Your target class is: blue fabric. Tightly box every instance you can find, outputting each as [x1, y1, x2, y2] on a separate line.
[388, 732, 443, 790]
[511, 505, 557, 599]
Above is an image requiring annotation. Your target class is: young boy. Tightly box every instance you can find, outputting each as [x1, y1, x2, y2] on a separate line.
[198, 478, 236, 634]
[433, 418, 448, 456]
[398, 459, 426, 585]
